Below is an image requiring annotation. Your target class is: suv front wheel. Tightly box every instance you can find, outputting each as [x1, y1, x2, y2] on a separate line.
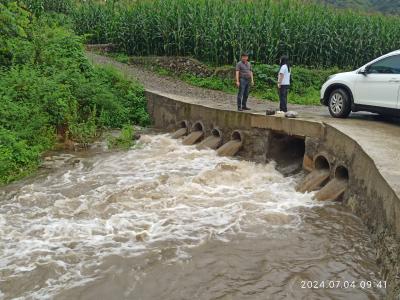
[328, 88, 351, 118]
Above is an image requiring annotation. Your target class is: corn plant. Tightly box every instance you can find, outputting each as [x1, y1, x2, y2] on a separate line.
[70, 0, 400, 68]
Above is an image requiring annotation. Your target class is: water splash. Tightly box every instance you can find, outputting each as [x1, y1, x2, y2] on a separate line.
[0, 134, 383, 299]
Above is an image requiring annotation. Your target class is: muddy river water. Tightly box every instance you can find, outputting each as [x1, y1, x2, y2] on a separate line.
[0, 134, 385, 299]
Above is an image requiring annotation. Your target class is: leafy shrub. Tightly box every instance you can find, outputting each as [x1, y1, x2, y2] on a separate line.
[0, 128, 52, 184]
[107, 124, 135, 149]
[67, 106, 98, 145]
[0, 2, 149, 185]
[0, 1, 32, 67]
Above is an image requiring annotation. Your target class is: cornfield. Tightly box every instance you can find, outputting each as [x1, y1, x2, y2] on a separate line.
[61, 0, 400, 67]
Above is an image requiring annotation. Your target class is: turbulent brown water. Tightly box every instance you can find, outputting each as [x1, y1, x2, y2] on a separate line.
[0, 134, 385, 300]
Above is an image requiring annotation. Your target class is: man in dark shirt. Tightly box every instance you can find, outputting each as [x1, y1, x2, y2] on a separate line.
[235, 53, 254, 111]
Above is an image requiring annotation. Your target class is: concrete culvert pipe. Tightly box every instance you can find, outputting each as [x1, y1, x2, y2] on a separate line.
[335, 165, 349, 181]
[191, 121, 204, 133]
[217, 130, 243, 156]
[314, 155, 330, 171]
[197, 128, 223, 150]
[231, 130, 243, 142]
[180, 120, 189, 129]
[182, 121, 205, 145]
[296, 154, 330, 193]
[314, 165, 349, 202]
[211, 128, 222, 138]
[172, 120, 189, 138]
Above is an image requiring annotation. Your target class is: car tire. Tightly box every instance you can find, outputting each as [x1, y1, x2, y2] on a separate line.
[328, 88, 351, 118]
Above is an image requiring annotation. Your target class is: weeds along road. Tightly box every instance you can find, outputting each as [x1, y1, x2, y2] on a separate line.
[86, 52, 325, 115]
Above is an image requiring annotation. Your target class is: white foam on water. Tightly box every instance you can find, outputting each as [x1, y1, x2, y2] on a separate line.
[0, 134, 316, 298]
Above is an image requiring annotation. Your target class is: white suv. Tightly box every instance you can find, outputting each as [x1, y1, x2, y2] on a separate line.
[320, 50, 400, 118]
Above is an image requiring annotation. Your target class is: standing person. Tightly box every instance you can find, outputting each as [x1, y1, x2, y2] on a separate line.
[235, 53, 254, 111]
[277, 55, 291, 112]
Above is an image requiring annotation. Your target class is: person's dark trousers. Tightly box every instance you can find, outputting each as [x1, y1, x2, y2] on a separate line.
[279, 85, 289, 112]
[237, 78, 250, 109]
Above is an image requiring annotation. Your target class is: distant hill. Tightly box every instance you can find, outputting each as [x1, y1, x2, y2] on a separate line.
[318, 0, 400, 15]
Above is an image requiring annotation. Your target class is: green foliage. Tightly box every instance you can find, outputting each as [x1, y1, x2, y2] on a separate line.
[252, 64, 342, 103]
[109, 52, 129, 64]
[154, 62, 341, 105]
[319, 0, 400, 15]
[68, 0, 400, 68]
[107, 124, 135, 149]
[0, 1, 149, 185]
[0, 128, 43, 184]
[24, 0, 74, 16]
[182, 74, 236, 93]
[67, 106, 99, 145]
[0, 1, 32, 66]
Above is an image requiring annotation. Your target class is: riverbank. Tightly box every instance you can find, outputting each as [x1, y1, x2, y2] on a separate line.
[0, 3, 148, 185]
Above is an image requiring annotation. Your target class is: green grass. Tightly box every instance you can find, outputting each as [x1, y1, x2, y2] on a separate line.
[123, 55, 342, 105]
[108, 52, 130, 64]
[181, 72, 323, 105]
[182, 75, 236, 93]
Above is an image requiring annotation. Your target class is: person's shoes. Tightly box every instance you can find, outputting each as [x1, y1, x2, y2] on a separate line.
[238, 107, 243, 111]
[243, 107, 251, 110]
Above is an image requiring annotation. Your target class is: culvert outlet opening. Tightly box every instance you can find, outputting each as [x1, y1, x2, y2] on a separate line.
[211, 128, 222, 138]
[217, 130, 242, 157]
[231, 130, 243, 142]
[180, 120, 189, 129]
[314, 165, 349, 202]
[297, 154, 330, 193]
[192, 121, 204, 132]
[314, 155, 330, 171]
[197, 128, 223, 150]
[172, 120, 189, 139]
[182, 121, 205, 145]
[267, 132, 305, 176]
[335, 166, 349, 181]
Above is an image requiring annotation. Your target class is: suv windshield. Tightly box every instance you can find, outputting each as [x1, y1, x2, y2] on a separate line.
[368, 55, 400, 74]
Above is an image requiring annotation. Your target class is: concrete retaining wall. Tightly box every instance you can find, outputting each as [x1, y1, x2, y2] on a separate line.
[146, 90, 400, 299]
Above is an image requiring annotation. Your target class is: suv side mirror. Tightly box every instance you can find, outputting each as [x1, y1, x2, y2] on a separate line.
[359, 67, 368, 75]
